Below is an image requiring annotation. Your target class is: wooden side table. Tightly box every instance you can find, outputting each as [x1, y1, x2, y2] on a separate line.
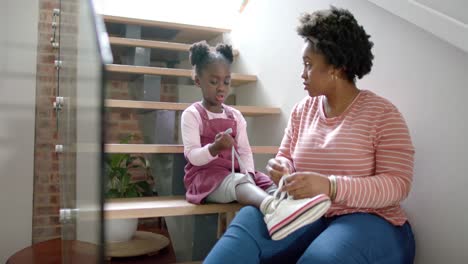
[7, 234, 177, 264]
[6, 238, 99, 264]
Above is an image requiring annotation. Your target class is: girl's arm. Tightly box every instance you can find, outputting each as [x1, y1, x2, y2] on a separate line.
[181, 108, 217, 166]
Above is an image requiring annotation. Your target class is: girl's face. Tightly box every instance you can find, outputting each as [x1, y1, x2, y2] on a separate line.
[195, 60, 231, 111]
[301, 41, 335, 97]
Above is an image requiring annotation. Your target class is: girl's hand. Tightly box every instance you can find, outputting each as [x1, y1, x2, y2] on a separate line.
[281, 172, 330, 199]
[209, 132, 234, 156]
[266, 158, 289, 185]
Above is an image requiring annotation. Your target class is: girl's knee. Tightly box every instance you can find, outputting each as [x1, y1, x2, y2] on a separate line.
[232, 173, 254, 186]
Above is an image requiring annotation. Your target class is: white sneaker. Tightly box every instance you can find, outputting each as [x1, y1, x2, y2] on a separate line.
[264, 177, 331, 240]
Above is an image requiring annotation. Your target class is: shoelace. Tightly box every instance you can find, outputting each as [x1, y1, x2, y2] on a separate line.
[271, 176, 288, 210]
[225, 127, 287, 209]
[231, 146, 246, 175]
[224, 128, 249, 176]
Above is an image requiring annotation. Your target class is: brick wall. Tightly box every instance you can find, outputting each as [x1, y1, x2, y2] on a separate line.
[33, 0, 179, 242]
[105, 76, 179, 145]
[32, 0, 63, 243]
[105, 80, 144, 144]
[33, 0, 80, 243]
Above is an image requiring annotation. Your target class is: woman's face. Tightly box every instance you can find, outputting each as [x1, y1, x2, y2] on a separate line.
[301, 41, 334, 97]
[195, 60, 231, 110]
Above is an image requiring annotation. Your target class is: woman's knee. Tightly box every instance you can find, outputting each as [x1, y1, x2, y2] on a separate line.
[230, 206, 264, 227]
[297, 248, 350, 264]
[297, 214, 415, 264]
[225, 206, 271, 242]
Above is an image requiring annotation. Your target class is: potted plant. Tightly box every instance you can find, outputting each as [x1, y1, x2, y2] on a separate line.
[105, 135, 154, 243]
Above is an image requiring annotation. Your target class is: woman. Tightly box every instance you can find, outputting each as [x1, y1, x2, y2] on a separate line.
[204, 6, 416, 264]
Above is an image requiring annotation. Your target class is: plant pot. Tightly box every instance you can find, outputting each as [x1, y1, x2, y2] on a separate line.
[105, 218, 138, 243]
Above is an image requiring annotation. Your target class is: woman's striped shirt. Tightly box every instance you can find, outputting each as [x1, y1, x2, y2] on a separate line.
[277, 90, 415, 225]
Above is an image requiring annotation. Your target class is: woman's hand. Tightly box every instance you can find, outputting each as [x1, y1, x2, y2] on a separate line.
[209, 132, 234, 156]
[281, 172, 330, 199]
[266, 158, 290, 185]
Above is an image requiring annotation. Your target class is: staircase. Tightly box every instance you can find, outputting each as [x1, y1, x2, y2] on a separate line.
[102, 15, 280, 262]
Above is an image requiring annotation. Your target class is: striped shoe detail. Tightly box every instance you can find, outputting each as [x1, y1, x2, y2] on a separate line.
[269, 194, 330, 239]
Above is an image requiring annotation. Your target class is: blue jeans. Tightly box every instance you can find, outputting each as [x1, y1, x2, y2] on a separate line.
[205, 206, 415, 264]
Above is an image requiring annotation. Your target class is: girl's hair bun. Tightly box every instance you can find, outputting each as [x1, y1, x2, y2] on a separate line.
[215, 44, 234, 63]
[189, 41, 210, 66]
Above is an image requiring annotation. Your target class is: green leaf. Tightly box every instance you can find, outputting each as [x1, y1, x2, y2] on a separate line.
[109, 153, 124, 168]
[114, 167, 128, 177]
[125, 186, 139, 198]
[106, 189, 120, 198]
[108, 153, 131, 169]
[103, 135, 155, 199]
[137, 182, 153, 196]
[118, 154, 131, 167]
[121, 173, 131, 190]
[136, 181, 151, 192]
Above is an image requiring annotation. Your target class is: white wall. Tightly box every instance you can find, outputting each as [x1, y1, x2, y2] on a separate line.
[368, 0, 468, 54]
[232, 0, 468, 263]
[0, 0, 38, 262]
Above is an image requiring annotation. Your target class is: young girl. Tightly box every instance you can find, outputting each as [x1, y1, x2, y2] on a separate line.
[181, 41, 331, 240]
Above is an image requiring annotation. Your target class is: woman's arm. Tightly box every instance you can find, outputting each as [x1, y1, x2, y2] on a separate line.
[275, 105, 299, 174]
[334, 107, 415, 208]
[266, 104, 300, 184]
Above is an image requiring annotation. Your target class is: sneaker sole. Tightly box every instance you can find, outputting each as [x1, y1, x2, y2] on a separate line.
[271, 199, 331, 240]
[269, 194, 331, 240]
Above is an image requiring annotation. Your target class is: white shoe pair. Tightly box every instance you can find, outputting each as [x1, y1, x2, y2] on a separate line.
[264, 176, 331, 240]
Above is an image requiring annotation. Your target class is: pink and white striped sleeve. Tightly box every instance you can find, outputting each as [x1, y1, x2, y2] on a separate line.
[276, 104, 299, 174]
[335, 106, 415, 208]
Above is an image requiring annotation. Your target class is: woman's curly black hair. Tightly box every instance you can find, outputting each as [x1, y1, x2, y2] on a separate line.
[297, 6, 374, 83]
[189, 41, 234, 76]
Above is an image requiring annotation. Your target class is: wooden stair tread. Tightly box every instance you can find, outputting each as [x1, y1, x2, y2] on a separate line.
[105, 144, 278, 154]
[105, 100, 281, 116]
[102, 15, 230, 33]
[105, 196, 242, 219]
[106, 64, 255, 86]
[102, 15, 230, 43]
[109, 37, 239, 56]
